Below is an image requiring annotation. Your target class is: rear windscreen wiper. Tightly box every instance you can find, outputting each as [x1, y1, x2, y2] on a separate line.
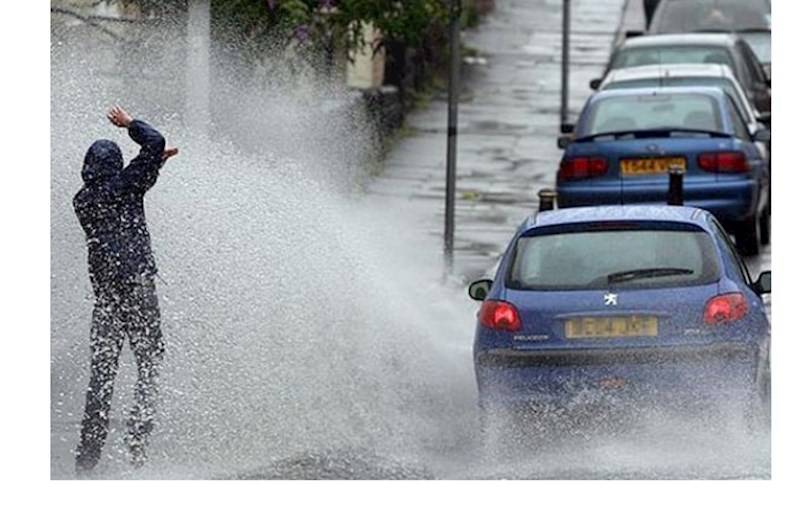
[606, 267, 695, 285]
[577, 127, 730, 142]
[736, 27, 771, 34]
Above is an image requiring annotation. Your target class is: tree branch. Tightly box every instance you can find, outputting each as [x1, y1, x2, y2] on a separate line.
[50, 6, 133, 42]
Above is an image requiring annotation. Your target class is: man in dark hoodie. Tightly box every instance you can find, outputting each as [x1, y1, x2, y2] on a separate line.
[73, 106, 178, 474]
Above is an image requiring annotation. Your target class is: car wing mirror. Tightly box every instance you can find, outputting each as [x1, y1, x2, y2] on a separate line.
[753, 271, 771, 295]
[589, 78, 602, 90]
[468, 279, 493, 301]
[752, 127, 771, 143]
[625, 30, 644, 39]
[557, 134, 573, 150]
[560, 122, 575, 134]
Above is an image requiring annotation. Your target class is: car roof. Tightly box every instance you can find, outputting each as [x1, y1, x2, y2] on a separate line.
[620, 33, 739, 49]
[603, 63, 736, 84]
[588, 85, 728, 104]
[524, 205, 712, 231]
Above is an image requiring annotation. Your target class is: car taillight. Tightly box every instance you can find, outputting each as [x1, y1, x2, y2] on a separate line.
[703, 293, 748, 325]
[697, 152, 749, 173]
[558, 156, 608, 181]
[478, 300, 522, 332]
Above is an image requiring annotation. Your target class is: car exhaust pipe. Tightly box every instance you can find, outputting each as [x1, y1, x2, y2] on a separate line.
[538, 188, 558, 212]
[667, 165, 685, 206]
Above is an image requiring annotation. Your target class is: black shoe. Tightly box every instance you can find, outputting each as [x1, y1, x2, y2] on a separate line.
[75, 450, 99, 478]
[126, 435, 148, 469]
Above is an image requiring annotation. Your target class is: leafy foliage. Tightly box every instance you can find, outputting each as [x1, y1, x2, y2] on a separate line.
[210, 0, 450, 52]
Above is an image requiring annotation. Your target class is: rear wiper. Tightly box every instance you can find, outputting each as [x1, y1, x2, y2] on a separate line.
[606, 267, 694, 285]
[736, 27, 771, 34]
[577, 127, 730, 142]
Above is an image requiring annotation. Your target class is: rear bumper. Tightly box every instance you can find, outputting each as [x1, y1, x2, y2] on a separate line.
[557, 178, 761, 224]
[475, 344, 759, 405]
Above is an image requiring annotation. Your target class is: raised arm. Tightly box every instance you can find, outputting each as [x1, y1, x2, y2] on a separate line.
[107, 106, 166, 194]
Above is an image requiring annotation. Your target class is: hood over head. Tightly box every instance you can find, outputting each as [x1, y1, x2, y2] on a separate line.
[82, 139, 123, 183]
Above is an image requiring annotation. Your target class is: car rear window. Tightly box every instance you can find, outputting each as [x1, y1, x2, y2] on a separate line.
[584, 93, 722, 135]
[508, 228, 720, 291]
[603, 77, 751, 122]
[612, 46, 735, 70]
[653, 0, 770, 33]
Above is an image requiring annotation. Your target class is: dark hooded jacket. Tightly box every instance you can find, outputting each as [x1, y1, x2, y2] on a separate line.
[74, 120, 166, 289]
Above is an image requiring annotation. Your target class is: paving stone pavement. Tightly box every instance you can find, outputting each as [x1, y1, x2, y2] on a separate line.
[365, 0, 630, 282]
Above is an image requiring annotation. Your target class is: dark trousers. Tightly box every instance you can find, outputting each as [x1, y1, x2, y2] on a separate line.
[75, 274, 165, 470]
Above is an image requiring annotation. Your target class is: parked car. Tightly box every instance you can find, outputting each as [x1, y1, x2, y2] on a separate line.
[595, 34, 770, 113]
[556, 87, 770, 255]
[648, 0, 771, 79]
[468, 205, 770, 434]
[597, 63, 770, 164]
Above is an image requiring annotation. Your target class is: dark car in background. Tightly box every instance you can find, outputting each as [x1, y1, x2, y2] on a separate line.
[649, 0, 771, 79]
[556, 87, 770, 255]
[598, 34, 771, 113]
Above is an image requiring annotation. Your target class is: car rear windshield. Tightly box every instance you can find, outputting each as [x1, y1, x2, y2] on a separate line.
[585, 93, 723, 135]
[508, 227, 720, 291]
[653, 0, 770, 33]
[603, 77, 751, 122]
[612, 46, 735, 70]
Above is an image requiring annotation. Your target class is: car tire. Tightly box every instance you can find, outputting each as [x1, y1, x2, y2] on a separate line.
[735, 216, 760, 257]
[478, 403, 508, 455]
[759, 208, 771, 246]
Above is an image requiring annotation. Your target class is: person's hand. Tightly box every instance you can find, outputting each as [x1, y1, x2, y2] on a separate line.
[107, 105, 134, 128]
[162, 147, 179, 163]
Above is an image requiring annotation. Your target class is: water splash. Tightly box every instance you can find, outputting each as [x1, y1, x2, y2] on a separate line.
[50, 14, 768, 479]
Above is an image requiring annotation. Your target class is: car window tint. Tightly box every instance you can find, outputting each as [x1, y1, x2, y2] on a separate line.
[725, 95, 750, 139]
[586, 93, 722, 134]
[604, 77, 752, 123]
[653, 0, 770, 33]
[740, 32, 771, 65]
[508, 229, 720, 291]
[613, 46, 736, 70]
[739, 41, 767, 84]
[708, 218, 751, 283]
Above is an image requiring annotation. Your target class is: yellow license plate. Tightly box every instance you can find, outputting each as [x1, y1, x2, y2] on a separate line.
[620, 157, 686, 176]
[565, 316, 659, 339]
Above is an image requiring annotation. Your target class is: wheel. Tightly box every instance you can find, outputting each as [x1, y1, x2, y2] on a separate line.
[759, 207, 770, 246]
[743, 363, 771, 435]
[478, 403, 509, 455]
[735, 216, 760, 256]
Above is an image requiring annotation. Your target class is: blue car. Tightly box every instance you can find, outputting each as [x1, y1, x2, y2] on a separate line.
[556, 87, 770, 256]
[468, 205, 770, 427]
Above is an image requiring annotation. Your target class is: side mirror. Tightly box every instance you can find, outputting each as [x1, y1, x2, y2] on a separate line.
[468, 279, 493, 301]
[625, 30, 644, 39]
[560, 122, 575, 134]
[756, 112, 771, 127]
[557, 134, 573, 149]
[752, 127, 771, 143]
[753, 271, 771, 295]
[589, 78, 602, 90]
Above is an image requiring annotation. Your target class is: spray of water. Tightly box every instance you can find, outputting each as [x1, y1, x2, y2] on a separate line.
[51, 14, 768, 479]
[51, 18, 480, 479]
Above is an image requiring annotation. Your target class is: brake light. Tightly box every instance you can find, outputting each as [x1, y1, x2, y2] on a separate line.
[478, 300, 522, 332]
[703, 293, 748, 325]
[558, 156, 608, 181]
[697, 152, 749, 173]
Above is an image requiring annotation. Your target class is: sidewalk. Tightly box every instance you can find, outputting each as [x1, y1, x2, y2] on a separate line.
[365, 0, 629, 281]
